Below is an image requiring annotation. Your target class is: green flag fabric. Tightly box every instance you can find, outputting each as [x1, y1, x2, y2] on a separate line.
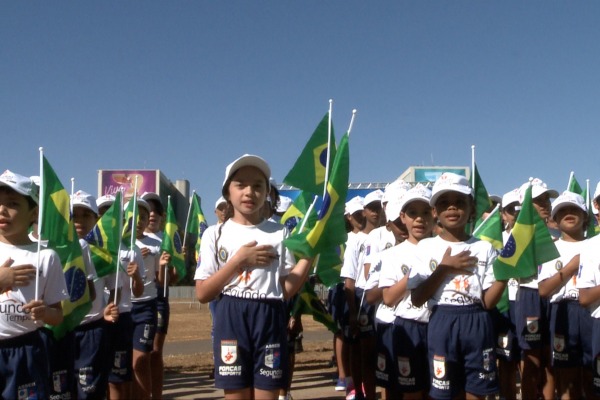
[284, 132, 349, 258]
[85, 191, 122, 277]
[161, 198, 187, 282]
[40, 156, 92, 339]
[473, 205, 503, 250]
[567, 172, 584, 195]
[185, 193, 208, 262]
[291, 282, 339, 334]
[471, 163, 492, 229]
[283, 114, 336, 196]
[122, 194, 138, 248]
[494, 184, 560, 280]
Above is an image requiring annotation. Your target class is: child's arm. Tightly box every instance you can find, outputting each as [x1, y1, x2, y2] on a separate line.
[157, 251, 170, 287]
[482, 280, 508, 309]
[196, 241, 278, 303]
[128, 261, 144, 298]
[103, 302, 119, 323]
[24, 300, 63, 326]
[366, 286, 383, 305]
[411, 247, 479, 308]
[281, 258, 312, 300]
[580, 286, 600, 307]
[344, 277, 359, 338]
[382, 275, 408, 308]
[539, 254, 580, 298]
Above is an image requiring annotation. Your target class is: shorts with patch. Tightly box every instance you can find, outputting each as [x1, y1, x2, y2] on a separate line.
[213, 295, 290, 391]
[427, 305, 498, 399]
[515, 287, 550, 350]
[375, 322, 397, 390]
[40, 328, 75, 398]
[73, 318, 109, 399]
[550, 300, 593, 368]
[107, 311, 133, 383]
[341, 288, 375, 342]
[393, 317, 429, 394]
[156, 296, 171, 335]
[327, 282, 346, 329]
[131, 299, 158, 353]
[491, 303, 521, 362]
[0, 330, 50, 400]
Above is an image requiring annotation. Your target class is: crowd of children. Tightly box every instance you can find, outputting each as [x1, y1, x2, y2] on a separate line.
[5, 153, 600, 400]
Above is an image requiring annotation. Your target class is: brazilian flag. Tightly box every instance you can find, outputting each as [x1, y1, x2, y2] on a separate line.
[85, 191, 122, 277]
[161, 197, 186, 282]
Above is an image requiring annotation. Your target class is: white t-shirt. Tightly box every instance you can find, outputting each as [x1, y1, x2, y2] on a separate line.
[112, 248, 144, 314]
[0, 241, 69, 339]
[132, 235, 161, 302]
[363, 226, 396, 266]
[576, 235, 600, 318]
[79, 240, 117, 325]
[363, 252, 396, 324]
[340, 231, 369, 289]
[194, 219, 295, 300]
[407, 236, 497, 309]
[379, 241, 429, 323]
[538, 239, 583, 303]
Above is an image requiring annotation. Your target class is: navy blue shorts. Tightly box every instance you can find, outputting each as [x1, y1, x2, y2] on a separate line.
[491, 302, 521, 362]
[73, 318, 109, 399]
[427, 305, 498, 399]
[591, 318, 600, 394]
[393, 317, 429, 394]
[213, 295, 289, 391]
[0, 330, 50, 400]
[341, 288, 375, 341]
[515, 287, 551, 350]
[131, 299, 158, 353]
[375, 322, 397, 390]
[327, 282, 346, 328]
[550, 300, 593, 368]
[107, 311, 133, 383]
[41, 329, 75, 398]
[156, 296, 171, 335]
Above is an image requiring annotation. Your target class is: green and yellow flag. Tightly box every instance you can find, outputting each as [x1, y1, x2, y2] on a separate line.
[473, 205, 503, 250]
[566, 172, 597, 239]
[161, 197, 186, 282]
[40, 156, 92, 339]
[85, 191, 122, 278]
[284, 132, 349, 258]
[494, 184, 560, 280]
[470, 163, 493, 232]
[292, 282, 338, 334]
[185, 193, 208, 263]
[122, 194, 138, 248]
[283, 114, 336, 196]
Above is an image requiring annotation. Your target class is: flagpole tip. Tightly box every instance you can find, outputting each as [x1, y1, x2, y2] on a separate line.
[38, 147, 43, 152]
[352, 109, 357, 114]
[329, 99, 333, 104]
[471, 145, 475, 150]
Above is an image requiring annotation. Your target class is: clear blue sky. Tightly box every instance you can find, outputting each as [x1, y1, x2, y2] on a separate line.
[2, 2, 600, 224]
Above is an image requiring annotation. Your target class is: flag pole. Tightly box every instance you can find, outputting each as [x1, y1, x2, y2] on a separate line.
[114, 191, 124, 306]
[35, 147, 44, 301]
[164, 196, 171, 297]
[182, 191, 195, 246]
[568, 171, 575, 191]
[130, 177, 138, 259]
[470, 145, 476, 234]
[323, 99, 333, 199]
[347, 109, 357, 138]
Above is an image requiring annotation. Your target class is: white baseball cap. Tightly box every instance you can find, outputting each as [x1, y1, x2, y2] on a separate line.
[141, 191, 162, 204]
[501, 188, 521, 208]
[0, 170, 39, 204]
[124, 198, 151, 213]
[71, 190, 99, 215]
[551, 190, 587, 220]
[345, 196, 364, 215]
[215, 196, 227, 210]
[399, 184, 432, 212]
[382, 179, 411, 204]
[430, 172, 472, 206]
[520, 178, 558, 200]
[222, 154, 271, 192]
[276, 196, 293, 213]
[96, 194, 116, 209]
[364, 189, 384, 208]
[593, 182, 600, 202]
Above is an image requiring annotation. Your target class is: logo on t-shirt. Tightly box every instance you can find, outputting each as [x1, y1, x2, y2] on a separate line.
[429, 259, 438, 272]
[218, 247, 229, 263]
[555, 260, 563, 271]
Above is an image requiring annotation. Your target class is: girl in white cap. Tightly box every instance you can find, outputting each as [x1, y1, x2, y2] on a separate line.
[194, 154, 311, 400]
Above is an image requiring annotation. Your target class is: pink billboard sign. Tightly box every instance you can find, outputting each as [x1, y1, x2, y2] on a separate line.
[100, 170, 158, 198]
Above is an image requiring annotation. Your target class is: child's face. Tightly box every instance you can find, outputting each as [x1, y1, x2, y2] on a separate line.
[215, 203, 227, 223]
[501, 203, 519, 230]
[0, 187, 37, 244]
[227, 166, 268, 221]
[73, 206, 98, 239]
[147, 204, 163, 233]
[137, 208, 150, 238]
[532, 193, 552, 220]
[363, 203, 382, 227]
[433, 192, 472, 231]
[401, 201, 434, 242]
[554, 206, 586, 236]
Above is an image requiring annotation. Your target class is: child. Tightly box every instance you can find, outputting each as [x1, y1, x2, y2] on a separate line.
[538, 191, 594, 398]
[215, 196, 228, 225]
[0, 170, 68, 399]
[194, 154, 312, 400]
[129, 197, 170, 398]
[71, 190, 120, 399]
[379, 184, 433, 399]
[408, 172, 506, 399]
[515, 178, 558, 400]
[340, 190, 383, 400]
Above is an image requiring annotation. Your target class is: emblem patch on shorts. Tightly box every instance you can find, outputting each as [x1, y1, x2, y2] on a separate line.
[398, 356, 411, 377]
[554, 334, 565, 352]
[526, 317, 539, 333]
[265, 343, 281, 369]
[498, 333, 508, 349]
[221, 340, 238, 365]
[433, 355, 445, 379]
[377, 353, 386, 371]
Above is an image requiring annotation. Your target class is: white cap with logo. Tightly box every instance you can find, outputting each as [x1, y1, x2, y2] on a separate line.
[0, 170, 39, 204]
[71, 190, 99, 215]
[551, 191, 587, 220]
[430, 172, 472, 206]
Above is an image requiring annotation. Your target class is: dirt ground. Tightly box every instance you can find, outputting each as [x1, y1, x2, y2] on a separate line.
[163, 303, 334, 376]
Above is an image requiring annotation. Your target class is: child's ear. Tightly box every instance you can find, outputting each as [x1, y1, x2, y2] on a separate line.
[29, 206, 39, 226]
